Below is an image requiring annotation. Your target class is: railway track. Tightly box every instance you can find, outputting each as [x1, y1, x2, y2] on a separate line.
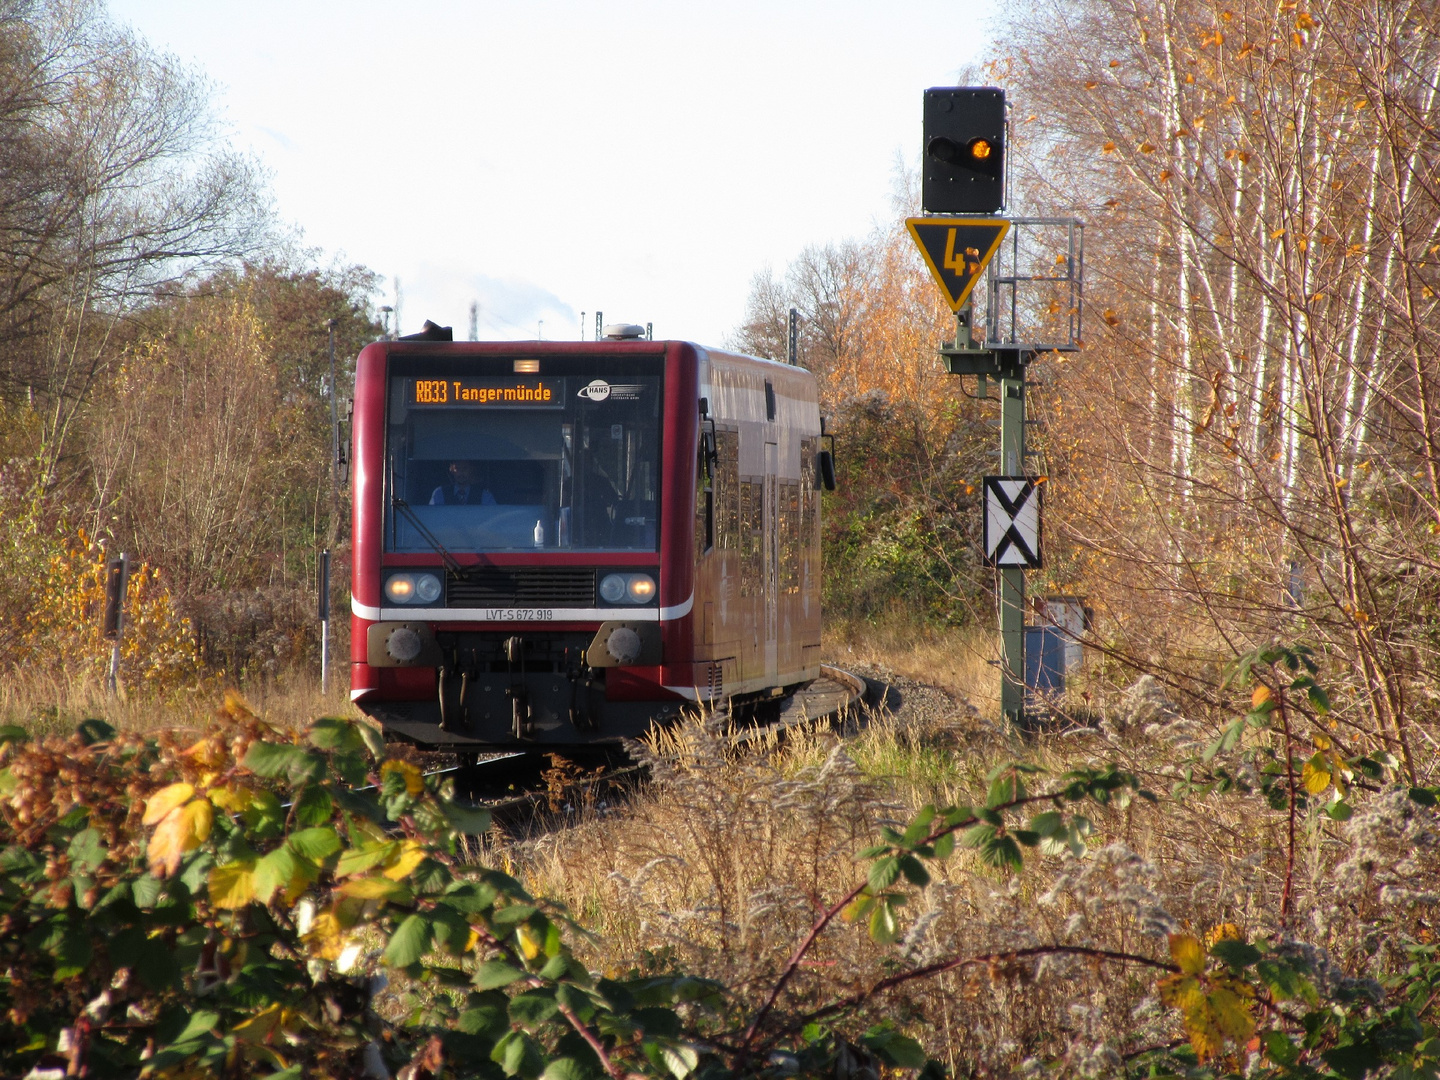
[407, 665, 869, 830]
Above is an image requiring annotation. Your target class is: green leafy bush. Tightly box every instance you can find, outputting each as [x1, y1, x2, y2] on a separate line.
[0, 697, 721, 1078]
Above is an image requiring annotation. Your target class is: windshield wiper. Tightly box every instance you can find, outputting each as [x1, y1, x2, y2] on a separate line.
[391, 496, 468, 579]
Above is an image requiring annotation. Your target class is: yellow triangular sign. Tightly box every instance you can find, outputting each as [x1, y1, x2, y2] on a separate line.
[905, 217, 1010, 311]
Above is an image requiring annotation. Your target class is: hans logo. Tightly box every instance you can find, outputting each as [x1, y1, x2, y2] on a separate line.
[577, 379, 644, 402]
[578, 379, 612, 402]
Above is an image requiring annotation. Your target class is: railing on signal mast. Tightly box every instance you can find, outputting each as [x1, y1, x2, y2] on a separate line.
[982, 217, 1085, 354]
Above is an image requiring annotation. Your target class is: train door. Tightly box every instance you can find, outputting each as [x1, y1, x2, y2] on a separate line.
[764, 440, 778, 681]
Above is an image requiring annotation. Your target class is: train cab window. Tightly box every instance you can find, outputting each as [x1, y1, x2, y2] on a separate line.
[695, 430, 714, 558]
[383, 371, 662, 553]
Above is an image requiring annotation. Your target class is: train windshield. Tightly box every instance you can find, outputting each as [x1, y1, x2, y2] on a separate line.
[383, 368, 663, 553]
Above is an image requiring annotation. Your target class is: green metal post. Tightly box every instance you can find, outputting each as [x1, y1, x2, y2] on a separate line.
[998, 359, 1027, 726]
[938, 309, 1031, 727]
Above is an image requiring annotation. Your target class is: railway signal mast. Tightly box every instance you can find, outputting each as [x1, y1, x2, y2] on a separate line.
[909, 87, 1084, 726]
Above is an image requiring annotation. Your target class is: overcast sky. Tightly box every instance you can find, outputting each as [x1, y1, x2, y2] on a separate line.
[109, 0, 997, 346]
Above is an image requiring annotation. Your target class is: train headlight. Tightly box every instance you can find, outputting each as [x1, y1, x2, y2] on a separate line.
[384, 572, 442, 605]
[599, 572, 657, 605]
[385, 574, 416, 603]
[413, 573, 442, 604]
[599, 573, 628, 603]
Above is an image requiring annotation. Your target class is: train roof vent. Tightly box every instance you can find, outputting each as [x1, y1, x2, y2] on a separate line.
[603, 323, 646, 339]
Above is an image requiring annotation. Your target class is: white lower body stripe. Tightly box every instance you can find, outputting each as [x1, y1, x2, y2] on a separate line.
[350, 594, 694, 623]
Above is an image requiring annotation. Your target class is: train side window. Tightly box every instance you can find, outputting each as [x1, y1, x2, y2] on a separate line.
[781, 480, 801, 593]
[739, 479, 761, 597]
[715, 429, 738, 549]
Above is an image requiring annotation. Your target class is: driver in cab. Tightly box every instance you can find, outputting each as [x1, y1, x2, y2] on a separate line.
[430, 461, 496, 506]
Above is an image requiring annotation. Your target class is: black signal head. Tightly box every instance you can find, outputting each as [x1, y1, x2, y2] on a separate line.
[923, 86, 1006, 214]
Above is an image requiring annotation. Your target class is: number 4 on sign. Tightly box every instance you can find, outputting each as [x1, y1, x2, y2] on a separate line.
[943, 229, 981, 276]
[983, 476, 1043, 568]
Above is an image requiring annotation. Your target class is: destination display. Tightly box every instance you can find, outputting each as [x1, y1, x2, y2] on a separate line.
[408, 377, 564, 408]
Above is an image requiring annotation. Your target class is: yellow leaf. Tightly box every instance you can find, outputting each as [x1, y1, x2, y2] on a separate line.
[841, 895, 872, 923]
[147, 797, 215, 877]
[1209, 981, 1256, 1041]
[382, 839, 428, 881]
[143, 782, 195, 825]
[516, 923, 543, 960]
[1159, 972, 1226, 1060]
[183, 737, 227, 770]
[1102, 141, 1117, 154]
[221, 689, 256, 720]
[1169, 933, 1207, 975]
[1251, 684, 1272, 709]
[183, 797, 214, 845]
[210, 861, 258, 909]
[1313, 733, 1332, 751]
[381, 759, 424, 796]
[1157, 972, 1203, 1010]
[1332, 763, 1349, 797]
[1302, 756, 1332, 794]
[208, 785, 255, 812]
[232, 1003, 284, 1043]
[1206, 923, 1241, 945]
[1270, 228, 1286, 239]
[147, 810, 188, 877]
[339, 875, 410, 901]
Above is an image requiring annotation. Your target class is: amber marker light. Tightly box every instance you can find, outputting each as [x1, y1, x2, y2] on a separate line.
[513, 359, 540, 373]
[627, 575, 656, 602]
[968, 138, 993, 160]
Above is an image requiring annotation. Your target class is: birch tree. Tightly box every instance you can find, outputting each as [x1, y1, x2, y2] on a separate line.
[998, 0, 1438, 770]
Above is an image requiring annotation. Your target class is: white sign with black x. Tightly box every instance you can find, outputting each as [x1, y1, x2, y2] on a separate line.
[983, 476, 1042, 568]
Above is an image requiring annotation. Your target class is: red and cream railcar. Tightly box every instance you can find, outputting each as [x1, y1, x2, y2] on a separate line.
[349, 332, 826, 748]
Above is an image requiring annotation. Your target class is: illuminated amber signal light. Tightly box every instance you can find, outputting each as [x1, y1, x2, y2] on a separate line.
[968, 138, 993, 160]
[513, 359, 540, 373]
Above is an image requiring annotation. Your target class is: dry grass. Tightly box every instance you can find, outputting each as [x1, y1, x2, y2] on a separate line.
[826, 618, 1000, 712]
[500, 675, 1440, 1076]
[0, 667, 362, 737]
